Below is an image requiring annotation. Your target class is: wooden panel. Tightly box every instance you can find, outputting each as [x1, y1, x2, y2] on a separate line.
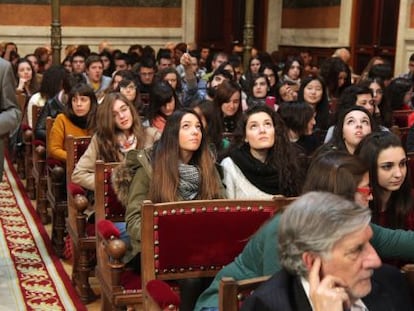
[409, 3, 414, 28]
[281, 6, 340, 28]
[0, 0, 181, 6]
[0, 4, 181, 27]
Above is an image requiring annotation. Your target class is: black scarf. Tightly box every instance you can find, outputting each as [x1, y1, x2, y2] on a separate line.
[68, 114, 88, 129]
[229, 144, 281, 195]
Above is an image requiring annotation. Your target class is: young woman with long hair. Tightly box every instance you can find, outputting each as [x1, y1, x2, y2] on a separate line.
[72, 92, 160, 191]
[355, 131, 414, 230]
[220, 105, 302, 199]
[112, 108, 225, 311]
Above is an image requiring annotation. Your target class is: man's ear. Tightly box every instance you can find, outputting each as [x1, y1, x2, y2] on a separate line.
[302, 251, 316, 271]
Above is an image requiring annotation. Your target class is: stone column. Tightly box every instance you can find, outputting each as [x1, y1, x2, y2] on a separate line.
[243, 0, 254, 69]
[51, 0, 62, 65]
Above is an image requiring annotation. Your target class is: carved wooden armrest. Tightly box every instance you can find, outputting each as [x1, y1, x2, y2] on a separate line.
[68, 182, 90, 237]
[33, 140, 46, 162]
[22, 125, 33, 144]
[97, 220, 128, 287]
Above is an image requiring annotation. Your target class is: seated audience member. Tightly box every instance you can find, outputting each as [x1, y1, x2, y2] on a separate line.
[83, 54, 111, 101]
[48, 83, 97, 162]
[99, 49, 115, 77]
[135, 57, 156, 117]
[214, 80, 243, 133]
[383, 77, 413, 111]
[117, 78, 141, 113]
[278, 101, 320, 156]
[26, 65, 66, 128]
[299, 49, 319, 77]
[147, 81, 180, 133]
[319, 106, 376, 155]
[204, 66, 234, 101]
[220, 105, 302, 199]
[369, 63, 393, 87]
[400, 52, 414, 81]
[259, 63, 280, 99]
[240, 56, 261, 94]
[279, 55, 303, 90]
[35, 72, 85, 141]
[14, 57, 40, 98]
[358, 78, 388, 127]
[112, 109, 225, 311]
[71, 51, 86, 74]
[324, 85, 378, 143]
[154, 67, 185, 107]
[359, 56, 385, 82]
[108, 70, 135, 93]
[275, 80, 299, 104]
[191, 99, 227, 160]
[319, 57, 351, 112]
[241, 192, 413, 311]
[245, 73, 272, 109]
[297, 76, 330, 131]
[195, 150, 414, 311]
[72, 92, 160, 191]
[355, 131, 414, 232]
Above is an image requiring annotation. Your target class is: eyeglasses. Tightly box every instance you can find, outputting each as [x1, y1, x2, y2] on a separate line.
[356, 187, 372, 196]
[121, 85, 136, 91]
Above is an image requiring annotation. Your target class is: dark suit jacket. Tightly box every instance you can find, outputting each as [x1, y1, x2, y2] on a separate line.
[241, 265, 413, 311]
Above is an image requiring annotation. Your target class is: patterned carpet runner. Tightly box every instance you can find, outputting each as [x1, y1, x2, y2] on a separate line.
[0, 158, 86, 311]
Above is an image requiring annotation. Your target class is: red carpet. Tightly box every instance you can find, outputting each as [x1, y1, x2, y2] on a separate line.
[0, 156, 86, 311]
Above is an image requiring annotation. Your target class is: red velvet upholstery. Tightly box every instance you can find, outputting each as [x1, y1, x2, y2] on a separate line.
[32, 139, 45, 147]
[393, 110, 414, 127]
[146, 280, 180, 308]
[140, 199, 292, 309]
[407, 153, 414, 187]
[46, 157, 64, 168]
[121, 271, 142, 291]
[21, 123, 31, 131]
[102, 169, 125, 218]
[155, 210, 272, 271]
[97, 219, 120, 239]
[67, 182, 86, 196]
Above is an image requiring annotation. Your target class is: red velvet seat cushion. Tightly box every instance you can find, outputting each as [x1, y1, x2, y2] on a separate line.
[97, 219, 120, 239]
[67, 182, 86, 196]
[146, 280, 180, 308]
[120, 270, 142, 291]
[32, 139, 45, 147]
[21, 123, 31, 131]
[46, 157, 64, 168]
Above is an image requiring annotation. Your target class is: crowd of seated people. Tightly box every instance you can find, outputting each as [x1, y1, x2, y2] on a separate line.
[4, 40, 414, 310]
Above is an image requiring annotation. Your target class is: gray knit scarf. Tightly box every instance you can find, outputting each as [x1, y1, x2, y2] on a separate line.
[178, 162, 200, 200]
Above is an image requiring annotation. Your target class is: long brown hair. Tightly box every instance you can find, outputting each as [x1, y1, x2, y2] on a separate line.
[95, 92, 145, 162]
[148, 109, 222, 203]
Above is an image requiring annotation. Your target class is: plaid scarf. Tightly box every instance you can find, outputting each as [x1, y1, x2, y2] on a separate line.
[178, 162, 200, 200]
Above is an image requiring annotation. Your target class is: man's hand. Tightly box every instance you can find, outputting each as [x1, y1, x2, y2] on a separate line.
[308, 257, 351, 311]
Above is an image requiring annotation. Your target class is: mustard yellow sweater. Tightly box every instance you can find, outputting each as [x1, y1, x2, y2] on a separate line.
[48, 114, 89, 162]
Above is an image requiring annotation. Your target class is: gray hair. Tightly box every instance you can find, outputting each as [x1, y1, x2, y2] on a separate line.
[278, 191, 371, 278]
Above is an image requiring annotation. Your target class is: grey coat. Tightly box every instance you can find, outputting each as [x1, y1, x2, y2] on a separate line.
[0, 58, 22, 180]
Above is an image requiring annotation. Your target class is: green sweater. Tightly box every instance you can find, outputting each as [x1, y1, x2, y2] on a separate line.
[195, 213, 414, 310]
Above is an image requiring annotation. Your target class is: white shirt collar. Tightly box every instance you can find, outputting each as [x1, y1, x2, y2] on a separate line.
[300, 277, 369, 311]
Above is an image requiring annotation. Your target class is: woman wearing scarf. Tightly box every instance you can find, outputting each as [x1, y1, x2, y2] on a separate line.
[112, 108, 225, 311]
[220, 105, 302, 199]
[48, 83, 97, 162]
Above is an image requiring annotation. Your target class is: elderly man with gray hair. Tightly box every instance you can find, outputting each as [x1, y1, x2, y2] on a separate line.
[241, 192, 413, 311]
